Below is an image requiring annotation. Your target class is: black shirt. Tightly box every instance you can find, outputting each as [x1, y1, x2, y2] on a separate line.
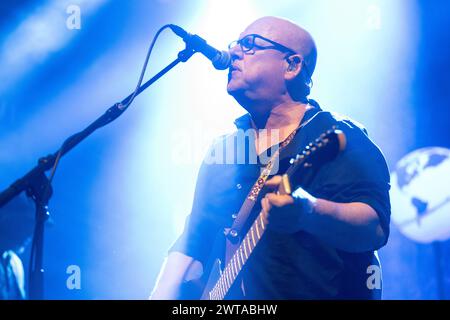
[170, 105, 391, 299]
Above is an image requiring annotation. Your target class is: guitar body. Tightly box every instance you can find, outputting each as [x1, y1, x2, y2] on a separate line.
[200, 259, 226, 300]
[178, 260, 223, 300]
[178, 237, 244, 299]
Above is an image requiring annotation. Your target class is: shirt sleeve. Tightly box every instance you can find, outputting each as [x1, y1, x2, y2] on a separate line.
[305, 115, 391, 246]
[168, 151, 228, 266]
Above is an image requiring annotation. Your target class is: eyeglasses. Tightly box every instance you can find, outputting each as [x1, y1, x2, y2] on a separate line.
[228, 34, 313, 86]
[228, 34, 296, 55]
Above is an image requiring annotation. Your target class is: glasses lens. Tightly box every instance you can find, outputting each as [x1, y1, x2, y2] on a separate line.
[228, 40, 238, 50]
[240, 35, 254, 52]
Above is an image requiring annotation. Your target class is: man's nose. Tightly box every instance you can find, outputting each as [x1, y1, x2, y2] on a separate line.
[229, 44, 244, 61]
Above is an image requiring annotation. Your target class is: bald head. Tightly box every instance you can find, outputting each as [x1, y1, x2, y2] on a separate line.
[242, 16, 317, 76]
[227, 16, 318, 110]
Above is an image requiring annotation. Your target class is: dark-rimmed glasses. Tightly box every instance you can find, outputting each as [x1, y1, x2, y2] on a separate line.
[228, 34, 312, 86]
[228, 33, 297, 55]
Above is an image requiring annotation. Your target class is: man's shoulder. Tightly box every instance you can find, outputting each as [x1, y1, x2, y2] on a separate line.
[209, 113, 254, 147]
[308, 110, 368, 135]
[209, 131, 240, 148]
[303, 110, 387, 157]
[208, 110, 374, 151]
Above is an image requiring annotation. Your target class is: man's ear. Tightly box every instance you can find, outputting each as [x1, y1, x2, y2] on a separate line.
[285, 55, 303, 80]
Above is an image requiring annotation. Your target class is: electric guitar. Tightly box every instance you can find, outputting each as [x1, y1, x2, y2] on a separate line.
[182, 128, 346, 300]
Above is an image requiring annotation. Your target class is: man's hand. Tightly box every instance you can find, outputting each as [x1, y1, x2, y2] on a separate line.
[261, 176, 387, 252]
[261, 175, 316, 234]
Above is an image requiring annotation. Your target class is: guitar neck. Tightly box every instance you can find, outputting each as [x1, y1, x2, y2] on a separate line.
[207, 210, 267, 300]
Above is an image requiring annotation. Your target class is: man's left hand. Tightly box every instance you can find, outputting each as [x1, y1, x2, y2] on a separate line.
[261, 175, 316, 234]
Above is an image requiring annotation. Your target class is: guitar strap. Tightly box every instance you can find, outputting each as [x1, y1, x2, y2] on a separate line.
[223, 106, 322, 297]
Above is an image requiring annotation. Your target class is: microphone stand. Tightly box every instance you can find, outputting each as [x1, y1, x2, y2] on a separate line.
[0, 46, 196, 299]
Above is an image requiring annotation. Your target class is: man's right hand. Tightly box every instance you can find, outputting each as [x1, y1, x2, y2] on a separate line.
[149, 252, 203, 300]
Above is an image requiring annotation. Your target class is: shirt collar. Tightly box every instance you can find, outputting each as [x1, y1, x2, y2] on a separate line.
[233, 102, 322, 131]
[233, 113, 254, 130]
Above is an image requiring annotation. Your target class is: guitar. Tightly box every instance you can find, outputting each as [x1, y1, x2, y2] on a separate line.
[182, 128, 346, 300]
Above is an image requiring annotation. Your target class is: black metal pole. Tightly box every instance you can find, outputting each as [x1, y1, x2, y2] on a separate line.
[29, 203, 49, 299]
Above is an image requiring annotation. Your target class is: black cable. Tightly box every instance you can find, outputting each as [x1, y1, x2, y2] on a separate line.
[120, 24, 173, 110]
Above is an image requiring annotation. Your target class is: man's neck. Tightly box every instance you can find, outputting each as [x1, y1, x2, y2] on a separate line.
[250, 101, 310, 130]
[248, 101, 311, 155]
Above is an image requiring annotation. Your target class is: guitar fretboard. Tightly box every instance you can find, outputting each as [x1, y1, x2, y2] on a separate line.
[208, 211, 267, 300]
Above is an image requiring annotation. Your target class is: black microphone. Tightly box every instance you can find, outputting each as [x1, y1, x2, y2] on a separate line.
[168, 24, 230, 70]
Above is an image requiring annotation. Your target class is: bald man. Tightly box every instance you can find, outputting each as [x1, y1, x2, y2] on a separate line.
[150, 17, 390, 300]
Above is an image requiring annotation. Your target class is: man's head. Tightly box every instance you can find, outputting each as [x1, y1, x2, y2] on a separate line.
[227, 16, 317, 112]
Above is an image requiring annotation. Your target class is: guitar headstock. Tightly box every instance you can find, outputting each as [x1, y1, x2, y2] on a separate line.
[289, 127, 346, 170]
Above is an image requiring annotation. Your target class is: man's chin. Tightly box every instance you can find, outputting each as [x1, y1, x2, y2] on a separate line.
[226, 87, 250, 110]
[227, 87, 243, 101]
[227, 81, 244, 95]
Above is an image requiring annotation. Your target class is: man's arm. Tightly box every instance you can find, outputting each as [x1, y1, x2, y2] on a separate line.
[262, 176, 387, 253]
[149, 252, 203, 300]
[301, 199, 386, 252]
